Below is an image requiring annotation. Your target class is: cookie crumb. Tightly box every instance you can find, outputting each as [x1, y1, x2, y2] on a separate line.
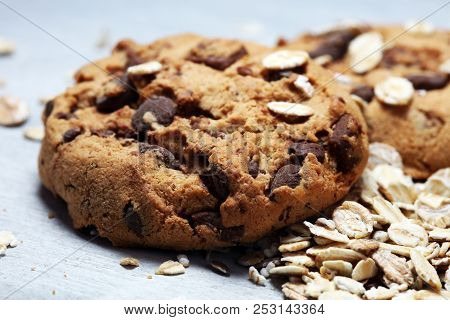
[147, 274, 153, 280]
[48, 212, 55, 219]
[0, 230, 19, 255]
[120, 257, 140, 268]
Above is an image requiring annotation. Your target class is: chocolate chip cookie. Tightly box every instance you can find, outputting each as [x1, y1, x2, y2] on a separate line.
[285, 24, 450, 179]
[39, 34, 368, 250]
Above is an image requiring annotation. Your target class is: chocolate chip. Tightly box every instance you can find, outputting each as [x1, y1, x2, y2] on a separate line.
[262, 66, 305, 82]
[309, 29, 359, 60]
[220, 225, 244, 242]
[123, 202, 143, 236]
[62, 128, 82, 143]
[269, 164, 301, 195]
[248, 160, 259, 178]
[190, 211, 221, 230]
[406, 73, 448, 90]
[187, 40, 248, 70]
[55, 112, 77, 120]
[351, 85, 374, 102]
[91, 129, 114, 137]
[44, 100, 54, 118]
[96, 76, 139, 113]
[131, 96, 177, 141]
[237, 66, 254, 76]
[288, 141, 325, 164]
[138, 143, 180, 169]
[200, 164, 230, 201]
[209, 260, 230, 277]
[329, 114, 361, 173]
[381, 46, 441, 69]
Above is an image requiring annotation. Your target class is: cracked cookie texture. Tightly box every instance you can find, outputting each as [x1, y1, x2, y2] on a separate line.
[285, 24, 450, 179]
[39, 33, 368, 250]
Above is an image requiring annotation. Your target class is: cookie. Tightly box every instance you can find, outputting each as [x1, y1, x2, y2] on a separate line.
[285, 24, 450, 179]
[39, 34, 368, 250]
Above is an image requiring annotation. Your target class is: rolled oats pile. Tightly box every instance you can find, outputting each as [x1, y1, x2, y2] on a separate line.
[239, 143, 450, 300]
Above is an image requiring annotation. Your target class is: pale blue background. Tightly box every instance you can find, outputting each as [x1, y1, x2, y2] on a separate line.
[0, 0, 448, 299]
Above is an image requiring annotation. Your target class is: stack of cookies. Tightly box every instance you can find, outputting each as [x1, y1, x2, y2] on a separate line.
[38, 21, 449, 298]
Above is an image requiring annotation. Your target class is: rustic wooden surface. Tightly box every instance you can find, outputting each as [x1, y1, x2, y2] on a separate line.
[0, 0, 448, 299]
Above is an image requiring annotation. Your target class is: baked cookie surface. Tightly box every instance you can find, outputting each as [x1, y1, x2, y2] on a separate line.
[39, 34, 368, 250]
[285, 24, 450, 179]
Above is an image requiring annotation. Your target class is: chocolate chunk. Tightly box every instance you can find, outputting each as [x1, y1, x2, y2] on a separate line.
[187, 40, 248, 70]
[220, 225, 244, 242]
[262, 66, 305, 82]
[190, 211, 221, 230]
[62, 128, 82, 143]
[248, 160, 259, 178]
[329, 114, 361, 173]
[91, 129, 114, 137]
[406, 73, 448, 90]
[131, 96, 177, 141]
[44, 100, 54, 118]
[269, 164, 301, 195]
[288, 141, 325, 164]
[96, 76, 139, 113]
[123, 202, 143, 236]
[138, 143, 180, 169]
[351, 85, 374, 102]
[55, 112, 77, 120]
[381, 46, 441, 69]
[237, 66, 254, 76]
[309, 29, 359, 60]
[200, 164, 230, 201]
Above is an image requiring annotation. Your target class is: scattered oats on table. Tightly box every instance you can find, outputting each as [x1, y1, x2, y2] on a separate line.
[119, 257, 140, 268]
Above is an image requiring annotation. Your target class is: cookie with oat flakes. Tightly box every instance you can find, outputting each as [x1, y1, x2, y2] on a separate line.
[39, 34, 368, 250]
